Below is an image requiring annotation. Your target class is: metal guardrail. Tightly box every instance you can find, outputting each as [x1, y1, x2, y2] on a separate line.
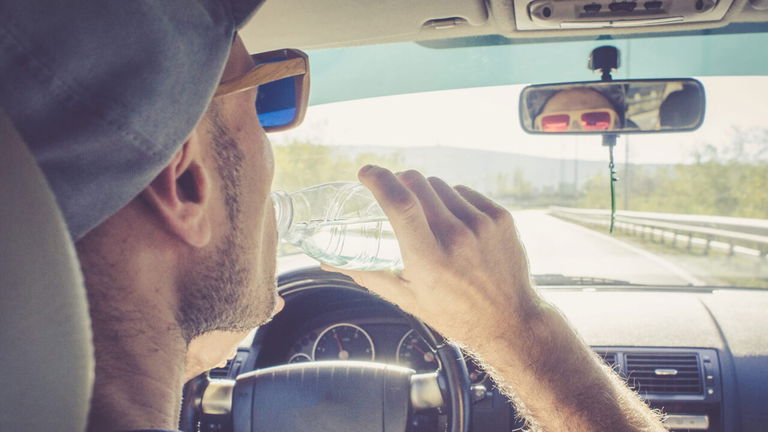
[549, 206, 768, 260]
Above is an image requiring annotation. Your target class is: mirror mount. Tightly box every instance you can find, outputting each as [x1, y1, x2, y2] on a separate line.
[589, 45, 620, 82]
[588, 46, 622, 152]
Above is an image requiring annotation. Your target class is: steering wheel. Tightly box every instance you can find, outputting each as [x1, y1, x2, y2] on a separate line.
[191, 267, 471, 432]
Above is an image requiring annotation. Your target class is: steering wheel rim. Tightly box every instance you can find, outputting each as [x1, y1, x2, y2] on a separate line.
[275, 266, 471, 432]
[406, 315, 472, 432]
[186, 266, 471, 432]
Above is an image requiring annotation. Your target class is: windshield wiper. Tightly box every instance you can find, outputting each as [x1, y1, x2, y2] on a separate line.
[533, 274, 633, 286]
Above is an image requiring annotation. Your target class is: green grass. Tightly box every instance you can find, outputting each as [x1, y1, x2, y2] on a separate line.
[561, 218, 768, 289]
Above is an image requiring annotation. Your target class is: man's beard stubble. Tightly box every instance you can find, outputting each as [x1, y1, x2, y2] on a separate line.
[176, 111, 276, 343]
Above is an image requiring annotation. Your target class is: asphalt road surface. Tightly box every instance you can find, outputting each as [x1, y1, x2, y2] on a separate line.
[278, 209, 704, 286]
[513, 209, 703, 286]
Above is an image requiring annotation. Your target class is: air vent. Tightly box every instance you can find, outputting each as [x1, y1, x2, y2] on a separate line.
[626, 353, 702, 395]
[596, 352, 619, 371]
[208, 359, 233, 379]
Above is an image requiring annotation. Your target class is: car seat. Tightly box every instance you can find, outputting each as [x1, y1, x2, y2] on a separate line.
[0, 107, 94, 431]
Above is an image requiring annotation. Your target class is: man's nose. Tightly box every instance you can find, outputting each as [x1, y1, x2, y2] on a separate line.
[570, 117, 583, 131]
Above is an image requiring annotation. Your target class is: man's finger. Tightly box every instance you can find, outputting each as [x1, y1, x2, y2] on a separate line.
[455, 185, 510, 220]
[358, 165, 437, 254]
[427, 177, 483, 227]
[397, 170, 460, 235]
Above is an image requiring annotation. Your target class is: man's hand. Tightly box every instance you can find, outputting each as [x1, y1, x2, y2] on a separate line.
[323, 165, 540, 348]
[325, 165, 666, 432]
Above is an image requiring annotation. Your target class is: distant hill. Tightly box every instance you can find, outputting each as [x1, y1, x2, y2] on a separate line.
[330, 145, 663, 192]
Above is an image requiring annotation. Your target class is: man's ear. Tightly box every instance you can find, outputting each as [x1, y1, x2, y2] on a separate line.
[141, 133, 212, 248]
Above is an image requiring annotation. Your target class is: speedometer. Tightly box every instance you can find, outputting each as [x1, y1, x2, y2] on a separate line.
[396, 330, 439, 372]
[313, 323, 375, 361]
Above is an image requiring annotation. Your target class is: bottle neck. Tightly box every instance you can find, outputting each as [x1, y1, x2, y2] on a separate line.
[271, 190, 294, 240]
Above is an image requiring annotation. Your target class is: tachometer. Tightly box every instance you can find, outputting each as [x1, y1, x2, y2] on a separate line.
[396, 329, 439, 372]
[312, 323, 375, 361]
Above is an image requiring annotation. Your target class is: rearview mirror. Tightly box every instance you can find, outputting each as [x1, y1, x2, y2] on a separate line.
[519, 79, 705, 135]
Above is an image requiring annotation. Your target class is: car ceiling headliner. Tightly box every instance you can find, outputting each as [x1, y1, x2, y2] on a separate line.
[241, 0, 768, 52]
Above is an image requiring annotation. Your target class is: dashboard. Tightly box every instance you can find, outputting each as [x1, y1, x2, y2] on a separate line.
[199, 268, 768, 432]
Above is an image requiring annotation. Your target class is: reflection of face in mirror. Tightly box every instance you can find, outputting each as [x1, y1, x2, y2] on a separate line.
[535, 88, 620, 132]
[522, 80, 704, 134]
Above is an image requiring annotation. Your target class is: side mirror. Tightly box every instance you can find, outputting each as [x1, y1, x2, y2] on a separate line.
[519, 79, 705, 135]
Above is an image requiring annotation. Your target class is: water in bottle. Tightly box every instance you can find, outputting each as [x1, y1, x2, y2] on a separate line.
[272, 182, 403, 271]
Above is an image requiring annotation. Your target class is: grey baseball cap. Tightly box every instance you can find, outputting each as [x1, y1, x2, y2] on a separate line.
[0, 0, 265, 240]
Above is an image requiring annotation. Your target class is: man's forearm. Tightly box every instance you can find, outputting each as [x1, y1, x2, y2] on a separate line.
[471, 298, 666, 432]
[331, 170, 665, 431]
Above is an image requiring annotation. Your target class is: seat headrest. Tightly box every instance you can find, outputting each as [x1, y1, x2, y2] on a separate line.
[0, 108, 94, 431]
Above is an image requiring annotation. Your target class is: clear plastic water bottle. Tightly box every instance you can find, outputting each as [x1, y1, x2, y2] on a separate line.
[271, 182, 403, 271]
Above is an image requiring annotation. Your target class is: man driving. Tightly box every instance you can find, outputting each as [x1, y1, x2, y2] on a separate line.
[0, 1, 666, 431]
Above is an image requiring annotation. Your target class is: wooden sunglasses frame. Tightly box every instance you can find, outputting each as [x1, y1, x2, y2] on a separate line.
[215, 48, 310, 132]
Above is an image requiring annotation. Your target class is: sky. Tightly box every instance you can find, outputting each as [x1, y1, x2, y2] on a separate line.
[272, 76, 768, 165]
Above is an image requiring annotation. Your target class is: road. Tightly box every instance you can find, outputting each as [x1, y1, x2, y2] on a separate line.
[512, 209, 703, 285]
[278, 209, 703, 286]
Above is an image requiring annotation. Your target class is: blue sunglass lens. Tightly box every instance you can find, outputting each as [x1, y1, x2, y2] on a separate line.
[256, 75, 297, 129]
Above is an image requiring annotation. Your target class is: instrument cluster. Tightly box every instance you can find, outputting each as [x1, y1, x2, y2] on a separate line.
[285, 321, 488, 384]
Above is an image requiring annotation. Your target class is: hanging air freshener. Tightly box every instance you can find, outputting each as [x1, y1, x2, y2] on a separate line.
[591, 46, 621, 233]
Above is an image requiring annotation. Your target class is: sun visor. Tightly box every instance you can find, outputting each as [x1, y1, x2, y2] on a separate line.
[241, 0, 488, 51]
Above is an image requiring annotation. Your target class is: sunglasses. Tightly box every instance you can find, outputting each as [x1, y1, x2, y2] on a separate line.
[215, 48, 310, 132]
[535, 109, 618, 132]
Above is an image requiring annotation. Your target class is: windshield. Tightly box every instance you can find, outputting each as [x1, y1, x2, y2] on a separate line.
[272, 30, 768, 289]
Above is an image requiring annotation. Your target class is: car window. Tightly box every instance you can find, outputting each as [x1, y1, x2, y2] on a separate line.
[272, 32, 768, 289]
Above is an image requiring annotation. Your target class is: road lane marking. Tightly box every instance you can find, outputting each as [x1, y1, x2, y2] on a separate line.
[551, 216, 706, 286]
